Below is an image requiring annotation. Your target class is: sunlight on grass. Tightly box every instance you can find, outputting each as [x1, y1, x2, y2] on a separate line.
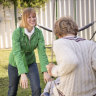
[0, 47, 56, 96]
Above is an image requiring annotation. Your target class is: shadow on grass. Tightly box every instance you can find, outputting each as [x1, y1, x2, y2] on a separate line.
[0, 77, 9, 96]
[3, 65, 8, 70]
[0, 63, 8, 70]
[0, 77, 33, 96]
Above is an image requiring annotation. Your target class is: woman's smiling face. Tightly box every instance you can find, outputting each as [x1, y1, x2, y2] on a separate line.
[27, 13, 37, 28]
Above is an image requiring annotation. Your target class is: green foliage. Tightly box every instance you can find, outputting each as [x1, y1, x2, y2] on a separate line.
[0, 0, 10, 8]
[20, 0, 48, 8]
[0, 0, 48, 8]
[0, 0, 3, 3]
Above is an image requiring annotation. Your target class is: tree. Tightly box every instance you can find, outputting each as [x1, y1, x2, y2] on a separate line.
[0, 0, 48, 8]
[0, 0, 48, 28]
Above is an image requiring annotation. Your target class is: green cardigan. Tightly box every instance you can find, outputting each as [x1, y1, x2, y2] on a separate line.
[9, 27, 49, 75]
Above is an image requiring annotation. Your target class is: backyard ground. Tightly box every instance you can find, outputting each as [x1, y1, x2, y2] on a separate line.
[0, 47, 56, 96]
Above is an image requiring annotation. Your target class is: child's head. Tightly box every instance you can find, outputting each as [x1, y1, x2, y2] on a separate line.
[54, 17, 78, 38]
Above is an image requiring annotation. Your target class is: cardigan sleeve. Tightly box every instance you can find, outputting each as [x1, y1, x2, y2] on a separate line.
[12, 28, 28, 75]
[51, 40, 78, 77]
[37, 29, 49, 72]
[91, 42, 96, 71]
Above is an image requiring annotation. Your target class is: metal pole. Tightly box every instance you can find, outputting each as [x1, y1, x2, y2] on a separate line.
[51, 0, 55, 63]
[38, 21, 96, 33]
[74, 0, 76, 21]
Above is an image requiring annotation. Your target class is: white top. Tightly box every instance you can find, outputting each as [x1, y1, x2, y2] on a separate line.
[52, 36, 96, 96]
[24, 27, 34, 40]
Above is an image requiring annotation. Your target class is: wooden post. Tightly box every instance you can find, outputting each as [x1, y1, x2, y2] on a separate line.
[14, 1, 17, 28]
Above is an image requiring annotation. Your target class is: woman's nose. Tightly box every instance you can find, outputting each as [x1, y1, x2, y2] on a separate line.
[31, 17, 36, 21]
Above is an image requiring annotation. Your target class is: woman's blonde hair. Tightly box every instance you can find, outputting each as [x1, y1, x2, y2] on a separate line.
[54, 17, 78, 38]
[20, 8, 36, 28]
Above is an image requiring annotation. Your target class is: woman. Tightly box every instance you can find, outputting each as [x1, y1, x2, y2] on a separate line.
[8, 8, 51, 96]
[46, 17, 96, 96]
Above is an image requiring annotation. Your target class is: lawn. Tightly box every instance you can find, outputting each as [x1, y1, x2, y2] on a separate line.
[0, 47, 56, 96]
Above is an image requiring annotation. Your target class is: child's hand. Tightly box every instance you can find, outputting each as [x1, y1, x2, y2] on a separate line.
[46, 63, 55, 76]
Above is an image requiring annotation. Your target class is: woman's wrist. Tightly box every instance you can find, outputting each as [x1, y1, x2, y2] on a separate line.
[21, 73, 26, 77]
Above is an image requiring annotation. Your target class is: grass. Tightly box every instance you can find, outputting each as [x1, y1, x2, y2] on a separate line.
[0, 47, 56, 96]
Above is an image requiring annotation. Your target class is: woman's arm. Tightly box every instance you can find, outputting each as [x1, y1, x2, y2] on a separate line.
[37, 29, 51, 82]
[37, 29, 49, 72]
[12, 28, 29, 89]
[12, 28, 28, 75]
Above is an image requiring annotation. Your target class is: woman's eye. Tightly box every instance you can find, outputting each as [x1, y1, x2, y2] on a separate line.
[28, 17, 31, 18]
[32, 17, 36, 18]
[28, 16, 36, 19]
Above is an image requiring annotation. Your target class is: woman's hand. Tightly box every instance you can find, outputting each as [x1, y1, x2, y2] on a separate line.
[46, 63, 55, 76]
[43, 72, 53, 83]
[20, 74, 28, 89]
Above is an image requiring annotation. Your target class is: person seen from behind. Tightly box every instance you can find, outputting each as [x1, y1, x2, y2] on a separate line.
[46, 17, 96, 96]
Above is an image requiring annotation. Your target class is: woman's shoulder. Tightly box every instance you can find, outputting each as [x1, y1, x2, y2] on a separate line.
[53, 38, 67, 45]
[13, 27, 20, 34]
[13, 27, 24, 34]
[12, 27, 24, 37]
[14, 27, 20, 32]
[82, 39, 96, 47]
[35, 26, 42, 33]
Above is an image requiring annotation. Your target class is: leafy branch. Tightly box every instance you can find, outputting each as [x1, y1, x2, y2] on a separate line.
[0, 0, 48, 8]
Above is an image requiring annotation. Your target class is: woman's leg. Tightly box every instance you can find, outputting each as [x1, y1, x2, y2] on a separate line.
[8, 64, 20, 96]
[27, 63, 41, 96]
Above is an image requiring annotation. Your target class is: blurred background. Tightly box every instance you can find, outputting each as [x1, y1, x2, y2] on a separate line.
[0, 0, 96, 48]
[0, 0, 96, 96]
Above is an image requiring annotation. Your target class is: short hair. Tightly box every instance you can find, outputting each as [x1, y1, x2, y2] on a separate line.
[54, 17, 78, 38]
[20, 8, 36, 28]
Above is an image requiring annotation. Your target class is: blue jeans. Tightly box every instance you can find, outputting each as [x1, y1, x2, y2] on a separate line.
[43, 92, 50, 96]
[8, 63, 41, 96]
